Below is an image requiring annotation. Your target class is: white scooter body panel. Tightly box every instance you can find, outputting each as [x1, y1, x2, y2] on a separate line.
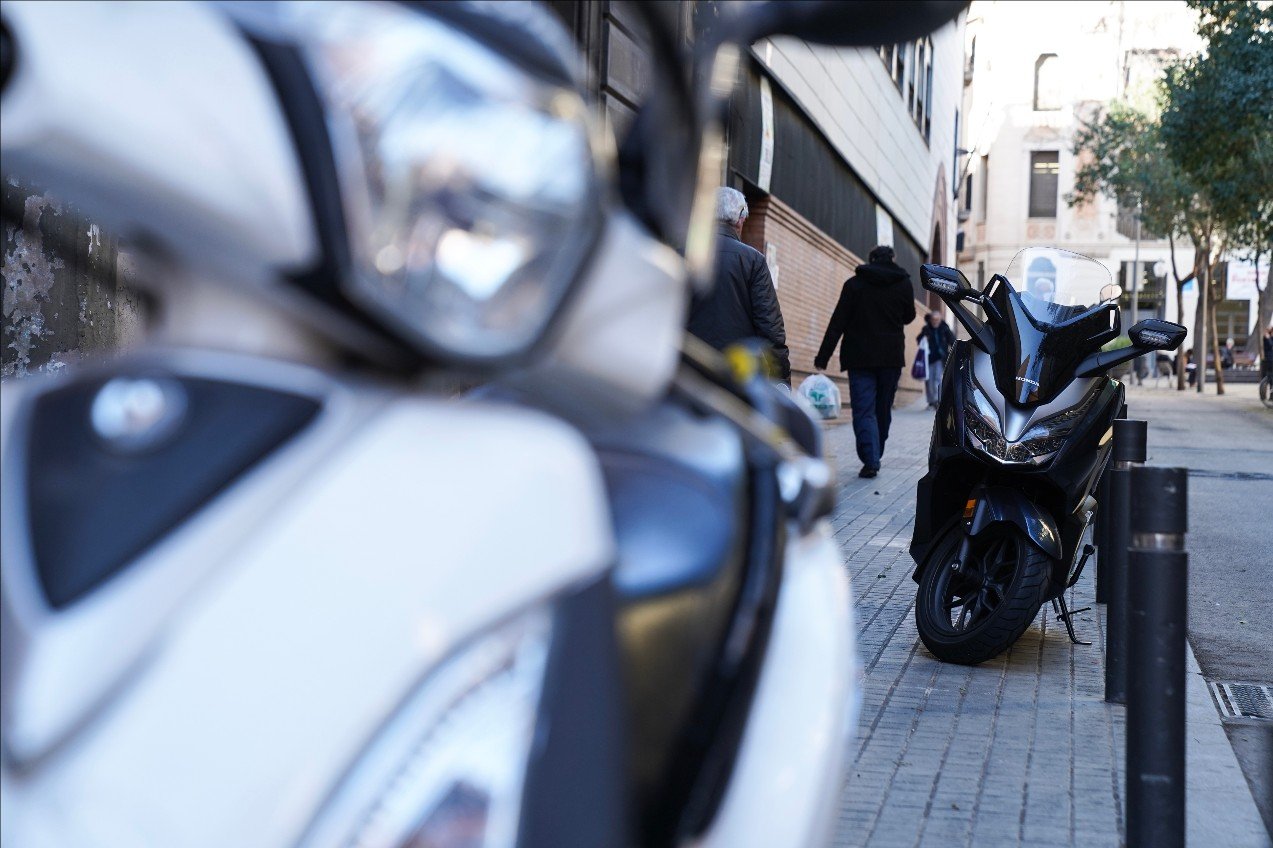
[695, 519, 857, 848]
[0, 356, 615, 848]
[0, 1, 317, 282]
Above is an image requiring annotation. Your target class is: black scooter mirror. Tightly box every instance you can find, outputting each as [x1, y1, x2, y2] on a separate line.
[920, 264, 978, 300]
[1075, 318, 1188, 377]
[1128, 318, 1187, 351]
[734, 1, 969, 47]
[920, 264, 995, 355]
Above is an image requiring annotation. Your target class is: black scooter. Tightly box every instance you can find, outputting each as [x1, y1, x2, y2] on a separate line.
[909, 250, 1185, 665]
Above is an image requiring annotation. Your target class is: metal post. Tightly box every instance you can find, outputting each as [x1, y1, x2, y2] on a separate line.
[1105, 419, 1147, 704]
[1095, 470, 1111, 603]
[1096, 402, 1128, 605]
[1132, 201, 1142, 383]
[1126, 466, 1188, 848]
[1197, 263, 1208, 393]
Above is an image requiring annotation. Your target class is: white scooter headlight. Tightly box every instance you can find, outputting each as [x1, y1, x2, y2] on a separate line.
[290, 1, 601, 363]
[314, 609, 552, 848]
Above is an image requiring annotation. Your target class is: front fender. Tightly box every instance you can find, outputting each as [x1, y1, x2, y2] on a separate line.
[967, 486, 1062, 560]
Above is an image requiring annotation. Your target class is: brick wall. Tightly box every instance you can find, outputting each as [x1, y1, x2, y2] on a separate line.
[741, 194, 929, 403]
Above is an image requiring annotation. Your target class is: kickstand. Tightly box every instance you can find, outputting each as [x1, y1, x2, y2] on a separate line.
[1067, 543, 1096, 588]
[1051, 595, 1092, 645]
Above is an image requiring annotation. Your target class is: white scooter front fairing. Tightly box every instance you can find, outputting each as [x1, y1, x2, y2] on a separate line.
[0, 351, 617, 848]
[695, 519, 857, 848]
[0, 1, 862, 844]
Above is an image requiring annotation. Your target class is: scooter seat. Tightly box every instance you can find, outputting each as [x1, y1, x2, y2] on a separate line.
[592, 402, 750, 836]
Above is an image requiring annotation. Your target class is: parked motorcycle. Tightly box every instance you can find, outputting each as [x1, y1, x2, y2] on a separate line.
[909, 249, 1185, 665]
[0, 1, 965, 846]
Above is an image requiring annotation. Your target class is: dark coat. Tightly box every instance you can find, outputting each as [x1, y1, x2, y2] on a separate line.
[687, 225, 791, 382]
[814, 261, 917, 371]
[917, 321, 955, 363]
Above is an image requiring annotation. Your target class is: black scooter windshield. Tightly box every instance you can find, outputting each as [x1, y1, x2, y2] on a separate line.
[986, 250, 1121, 406]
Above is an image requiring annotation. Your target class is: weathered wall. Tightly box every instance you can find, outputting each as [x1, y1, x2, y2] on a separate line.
[2, 179, 144, 379]
[742, 193, 928, 400]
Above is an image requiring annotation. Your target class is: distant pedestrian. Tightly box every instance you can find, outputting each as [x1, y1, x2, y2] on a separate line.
[687, 187, 791, 384]
[814, 245, 917, 478]
[1263, 325, 1273, 379]
[1221, 337, 1235, 371]
[917, 311, 954, 409]
[1185, 347, 1197, 387]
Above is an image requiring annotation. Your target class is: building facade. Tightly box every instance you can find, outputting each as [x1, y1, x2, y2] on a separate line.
[547, 0, 968, 394]
[732, 25, 966, 387]
[954, 1, 1265, 354]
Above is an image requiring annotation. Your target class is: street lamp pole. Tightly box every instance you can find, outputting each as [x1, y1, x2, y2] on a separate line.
[1132, 200, 1141, 382]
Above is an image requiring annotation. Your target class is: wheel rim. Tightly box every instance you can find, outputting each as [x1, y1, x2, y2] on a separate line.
[929, 535, 1021, 634]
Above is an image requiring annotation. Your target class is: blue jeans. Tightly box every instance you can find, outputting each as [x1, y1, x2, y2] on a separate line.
[847, 368, 902, 470]
[925, 357, 945, 406]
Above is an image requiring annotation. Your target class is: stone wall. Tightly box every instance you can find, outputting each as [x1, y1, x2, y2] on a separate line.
[2, 179, 144, 379]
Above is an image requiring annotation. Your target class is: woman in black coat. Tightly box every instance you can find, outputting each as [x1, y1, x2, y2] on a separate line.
[917, 311, 955, 409]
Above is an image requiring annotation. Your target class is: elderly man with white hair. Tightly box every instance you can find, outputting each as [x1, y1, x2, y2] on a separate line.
[686, 187, 791, 384]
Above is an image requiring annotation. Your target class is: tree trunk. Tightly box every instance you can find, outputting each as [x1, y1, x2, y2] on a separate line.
[1256, 254, 1272, 360]
[1210, 268, 1226, 395]
[1194, 235, 1209, 392]
[1169, 230, 1191, 390]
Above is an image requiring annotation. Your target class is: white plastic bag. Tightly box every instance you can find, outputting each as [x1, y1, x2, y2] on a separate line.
[797, 373, 841, 420]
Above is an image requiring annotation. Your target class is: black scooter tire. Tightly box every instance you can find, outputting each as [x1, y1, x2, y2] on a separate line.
[914, 526, 1052, 665]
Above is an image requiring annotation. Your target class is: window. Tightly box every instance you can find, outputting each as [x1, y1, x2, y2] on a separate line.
[880, 37, 933, 142]
[1215, 300, 1251, 349]
[1034, 54, 1061, 111]
[1028, 151, 1059, 218]
[977, 155, 989, 222]
[907, 41, 918, 111]
[879, 44, 897, 84]
[963, 174, 974, 212]
[911, 38, 933, 140]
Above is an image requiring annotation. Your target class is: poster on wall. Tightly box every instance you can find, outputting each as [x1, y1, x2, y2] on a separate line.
[758, 77, 774, 192]
[875, 205, 894, 249]
[1227, 258, 1269, 301]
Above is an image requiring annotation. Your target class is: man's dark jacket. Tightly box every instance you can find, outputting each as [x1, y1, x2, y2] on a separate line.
[814, 261, 917, 371]
[687, 225, 791, 382]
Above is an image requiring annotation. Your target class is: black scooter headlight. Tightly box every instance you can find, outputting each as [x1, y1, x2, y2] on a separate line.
[964, 379, 1065, 464]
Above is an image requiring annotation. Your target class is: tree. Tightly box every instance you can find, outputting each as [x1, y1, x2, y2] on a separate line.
[1068, 105, 1209, 390]
[1160, 0, 1273, 392]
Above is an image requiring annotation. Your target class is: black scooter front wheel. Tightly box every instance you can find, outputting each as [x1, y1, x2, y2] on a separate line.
[915, 525, 1052, 665]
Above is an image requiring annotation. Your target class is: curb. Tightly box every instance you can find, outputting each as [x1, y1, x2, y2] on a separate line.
[1183, 638, 1271, 847]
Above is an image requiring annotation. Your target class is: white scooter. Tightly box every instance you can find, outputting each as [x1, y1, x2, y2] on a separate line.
[0, 2, 963, 847]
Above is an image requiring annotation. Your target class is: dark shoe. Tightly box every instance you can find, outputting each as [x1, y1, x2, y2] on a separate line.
[858, 466, 879, 479]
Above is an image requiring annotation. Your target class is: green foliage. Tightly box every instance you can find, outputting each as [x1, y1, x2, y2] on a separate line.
[1161, 0, 1273, 257]
[1067, 104, 1200, 245]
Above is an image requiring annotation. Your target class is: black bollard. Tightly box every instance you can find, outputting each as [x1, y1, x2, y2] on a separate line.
[1096, 403, 1129, 604]
[1095, 470, 1111, 603]
[1105, 419, 1148, 704]
[1126, 465, 1188, 848]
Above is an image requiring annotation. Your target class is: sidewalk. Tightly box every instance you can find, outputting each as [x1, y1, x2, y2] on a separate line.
[823, 396, 1271, 848]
